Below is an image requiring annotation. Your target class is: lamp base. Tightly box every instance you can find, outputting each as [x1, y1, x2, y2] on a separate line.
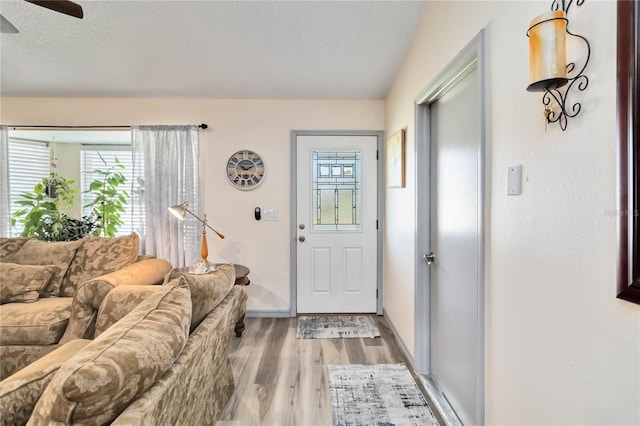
[185, 260, 218, 275]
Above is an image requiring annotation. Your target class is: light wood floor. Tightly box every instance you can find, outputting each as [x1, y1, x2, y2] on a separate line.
[217, 316, 442, 426]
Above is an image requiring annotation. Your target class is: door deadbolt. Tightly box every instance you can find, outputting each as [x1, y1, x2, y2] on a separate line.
[299, 224, 306, 230]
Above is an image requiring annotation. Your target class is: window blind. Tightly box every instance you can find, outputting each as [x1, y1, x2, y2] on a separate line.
[81, 147, 144, 237]
[7, 139, 50, 236]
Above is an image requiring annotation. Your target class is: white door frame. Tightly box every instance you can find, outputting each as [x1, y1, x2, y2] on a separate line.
[414, 31, 486, 425]
[290, 130, 384, 317]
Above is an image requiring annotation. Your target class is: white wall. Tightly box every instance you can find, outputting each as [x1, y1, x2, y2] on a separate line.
[1, 98, 384, 314]
[384, 1, 639, 424]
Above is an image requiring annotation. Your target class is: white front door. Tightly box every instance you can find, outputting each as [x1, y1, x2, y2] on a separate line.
[295, 134, 378, 313]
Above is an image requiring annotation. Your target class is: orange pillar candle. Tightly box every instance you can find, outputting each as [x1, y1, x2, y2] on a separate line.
[527, 10, 569, 92]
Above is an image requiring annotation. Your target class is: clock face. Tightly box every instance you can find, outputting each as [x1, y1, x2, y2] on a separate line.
[226, 150, 266, 190]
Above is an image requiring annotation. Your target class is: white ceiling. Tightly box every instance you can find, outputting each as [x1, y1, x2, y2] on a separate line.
[0, 0, 427, 99]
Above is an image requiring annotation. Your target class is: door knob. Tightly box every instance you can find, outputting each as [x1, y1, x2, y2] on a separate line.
[423, 252, 435, 265]
[299, 236, 306, 242]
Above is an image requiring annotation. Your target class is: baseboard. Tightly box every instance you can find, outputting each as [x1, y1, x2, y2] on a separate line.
[383, 309, 461, 426]
[418, 375, 462, 426]
[382, 308, 415, 369]
[245, 310, 291, 318]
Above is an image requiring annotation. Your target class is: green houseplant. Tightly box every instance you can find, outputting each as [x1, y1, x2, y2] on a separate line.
[40, 214, 97, 242]
[83, 152, 129, 238]
[13, 154, 130, 240]
[12, 173, 96, 241]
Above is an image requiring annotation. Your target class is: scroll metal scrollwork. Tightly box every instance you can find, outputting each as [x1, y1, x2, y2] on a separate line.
[544, 0, 590, 131]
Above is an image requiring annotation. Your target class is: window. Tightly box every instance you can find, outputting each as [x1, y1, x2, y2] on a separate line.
[7, 139, 50, 236]
[4, 131, 140, 240]
[81, 147, 144, 237]
[312, 150, 361, 232]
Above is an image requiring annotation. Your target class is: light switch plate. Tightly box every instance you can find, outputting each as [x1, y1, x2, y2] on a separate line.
[507, 165, 523, 196]
[263, 209, 280, 221]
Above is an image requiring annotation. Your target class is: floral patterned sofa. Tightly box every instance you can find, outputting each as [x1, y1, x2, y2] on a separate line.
[0, 234, 172, 380]
[0, 263, 247, 426]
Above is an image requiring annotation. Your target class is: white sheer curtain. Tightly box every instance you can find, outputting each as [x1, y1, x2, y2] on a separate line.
[0, 126, 10, 237]
[131, 125, 200, 267]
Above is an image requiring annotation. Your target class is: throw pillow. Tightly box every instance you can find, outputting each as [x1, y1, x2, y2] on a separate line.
[60, 233, 140, 297]
[0, 237, 33, 262]
[10, 239, 82, 297]
[163, 263, 236, 331]
[0, 263, 57, 304]
[94, 285, 162, 338]
[29, 279, 192, 425]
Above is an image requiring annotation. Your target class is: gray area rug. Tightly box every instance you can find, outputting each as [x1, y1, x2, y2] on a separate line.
[328, 363, 438, 426]
[296, 315, 380, 339]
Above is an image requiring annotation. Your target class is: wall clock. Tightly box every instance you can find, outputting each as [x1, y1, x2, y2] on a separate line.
[226, 150, 266, 190]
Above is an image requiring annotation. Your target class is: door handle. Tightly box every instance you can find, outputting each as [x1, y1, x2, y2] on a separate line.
[299, 236, 306, 242]
[423, 252, 435, 265]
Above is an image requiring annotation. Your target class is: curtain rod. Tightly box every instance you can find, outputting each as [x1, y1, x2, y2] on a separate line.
[8, 124, 208, 130]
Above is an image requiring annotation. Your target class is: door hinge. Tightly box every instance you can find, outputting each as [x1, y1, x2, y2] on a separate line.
[376, 220, 379, 230]
[376, 150, 379, 160]
[376, 289, 379, 299]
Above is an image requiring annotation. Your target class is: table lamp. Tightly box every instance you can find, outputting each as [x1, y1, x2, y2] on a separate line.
[168, 202, 224, 273]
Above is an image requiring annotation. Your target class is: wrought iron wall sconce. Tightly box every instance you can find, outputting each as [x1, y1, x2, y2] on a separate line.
[527, 0, 591, 131]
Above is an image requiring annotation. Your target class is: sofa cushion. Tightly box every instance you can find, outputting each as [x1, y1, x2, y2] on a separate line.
[0, 339, 90, 426]
[110, 286, 247, 426]
[0, 345, 61, 381]
[59, 258, 171, 345]
[60, 233, 140, 297]
[0, 263, 57, 304]
[29, 280, 191, 425]
[10, 239, 82, 297]
[163, 263, 236, 331]
[94, 285, 162, 338]
[0, 297, 73, 345]
[0, 237, 33, 262]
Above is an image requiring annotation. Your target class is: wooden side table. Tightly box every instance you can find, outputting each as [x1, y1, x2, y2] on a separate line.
[215, 263, 250, 337]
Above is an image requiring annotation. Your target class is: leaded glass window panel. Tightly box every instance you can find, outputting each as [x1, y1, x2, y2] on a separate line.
[312, 151, 361, 231]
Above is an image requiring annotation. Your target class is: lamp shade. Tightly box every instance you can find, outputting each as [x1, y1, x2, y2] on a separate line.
[168, 202, 225, 239]
[527, 10, 569, 92]
[168, 203, 188, 220]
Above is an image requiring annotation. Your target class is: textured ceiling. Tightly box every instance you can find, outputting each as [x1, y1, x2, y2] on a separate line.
[0, 0, 427, 99]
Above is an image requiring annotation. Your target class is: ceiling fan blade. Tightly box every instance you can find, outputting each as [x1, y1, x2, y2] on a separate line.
[0, 14, 19, 33]
[24, 0, 83, 19]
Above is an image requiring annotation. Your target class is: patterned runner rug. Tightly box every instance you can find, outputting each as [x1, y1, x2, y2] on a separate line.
[296, 315, 380, 339]
[328, 363, 438, 426]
